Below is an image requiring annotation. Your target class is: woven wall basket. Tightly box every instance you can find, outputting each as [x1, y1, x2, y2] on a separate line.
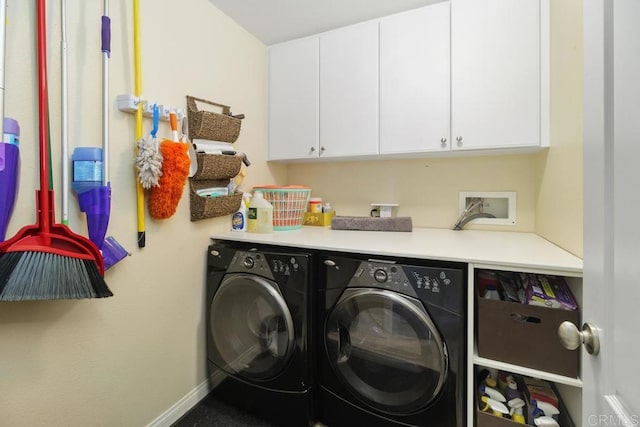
[186, 95, 242, 143]
[189, 179, 243, 221]
[188, 153, 243, 221]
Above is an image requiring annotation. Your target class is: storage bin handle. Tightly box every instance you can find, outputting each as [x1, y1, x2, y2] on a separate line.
[511, 313, 541, 324]
[186, 95, 231, 115]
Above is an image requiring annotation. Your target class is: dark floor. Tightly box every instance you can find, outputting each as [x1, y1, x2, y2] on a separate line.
[171, 393, 280, 427]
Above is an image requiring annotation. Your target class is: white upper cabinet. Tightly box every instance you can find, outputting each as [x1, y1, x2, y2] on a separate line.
[380, 3, 451, 154]
[267, 1, 549, 161]
[319, 21, 379, 158]
[451, 0, 548, 151]
[268, 37, 319, 160]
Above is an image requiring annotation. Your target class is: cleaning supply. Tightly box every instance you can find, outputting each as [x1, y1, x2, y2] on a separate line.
[480, 396, 509, 418]
[69, 0, 127, 271]
[135, 104, 163, 189]
[72, 147, 103, 193]
[133, 0, 145, 247]
[148, 111, 191, 219]
[0, 0, 111, 300]
[483, 284, 501, 300]
[231, 193, 250, 232]
[508, 398, 527, 424]
[480, 384, 506, 402]
[247, 190, 273, 233]
[534, 416, 560, 426]
[308, 197, 322, 213]
[0, 117, 20, 242]
[505, 378, 521, 401]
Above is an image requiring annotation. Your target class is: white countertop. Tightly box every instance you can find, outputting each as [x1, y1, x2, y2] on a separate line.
[211, 227, 583, 273]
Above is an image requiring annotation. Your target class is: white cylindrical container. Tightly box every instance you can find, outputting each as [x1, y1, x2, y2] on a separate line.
[247, 191, 273, 233]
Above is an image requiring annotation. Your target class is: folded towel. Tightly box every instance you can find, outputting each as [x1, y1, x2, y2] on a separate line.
[192, 139, 235, 153]
[331, 216, 413, 232]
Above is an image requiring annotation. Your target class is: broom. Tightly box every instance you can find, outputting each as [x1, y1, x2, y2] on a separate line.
[0, 0, 112, 301]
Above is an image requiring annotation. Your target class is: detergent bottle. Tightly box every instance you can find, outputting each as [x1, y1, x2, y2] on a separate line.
[247, 191, 273, 233]
[231, 193, 251, 232]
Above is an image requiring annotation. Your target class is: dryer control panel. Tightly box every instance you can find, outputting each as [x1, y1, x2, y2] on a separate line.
[347, 261, 464, 314]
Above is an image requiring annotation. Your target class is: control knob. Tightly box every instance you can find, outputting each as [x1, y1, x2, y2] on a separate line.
[243, 256, 255, 269]
[374, 269, 388, 283]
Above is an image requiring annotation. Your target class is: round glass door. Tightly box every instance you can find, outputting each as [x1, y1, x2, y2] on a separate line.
[325, 288, 447, 414]
[210, 273, 295, 381]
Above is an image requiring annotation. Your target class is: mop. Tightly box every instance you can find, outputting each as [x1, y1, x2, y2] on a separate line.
[0, 0, 20, 242]
[0, 0, 111, 300]
[70, 0, 127, 270]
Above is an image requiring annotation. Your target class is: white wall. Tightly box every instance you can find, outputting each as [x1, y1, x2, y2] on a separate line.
[0, 1, 282, 426]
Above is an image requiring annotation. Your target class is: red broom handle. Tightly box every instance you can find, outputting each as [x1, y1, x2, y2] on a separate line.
[36, 0, 51, 232]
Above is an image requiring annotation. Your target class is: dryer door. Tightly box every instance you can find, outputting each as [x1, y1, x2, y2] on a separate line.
[325, 288, 448, 414]
[210, 273, 295, 381]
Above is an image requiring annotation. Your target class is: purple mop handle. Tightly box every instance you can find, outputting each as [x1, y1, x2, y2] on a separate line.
[101, 16, 111, 57]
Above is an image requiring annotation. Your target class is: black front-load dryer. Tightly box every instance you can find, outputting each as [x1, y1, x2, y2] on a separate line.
[206, 242, 314, 426]
[317, 253, 466, 427]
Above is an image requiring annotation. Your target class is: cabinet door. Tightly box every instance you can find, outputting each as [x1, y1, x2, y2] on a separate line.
[268, 37, 319, 160]
[452, 0, 542, 150]
[319, 21, 379, 158]
[380, 3, 450, 154]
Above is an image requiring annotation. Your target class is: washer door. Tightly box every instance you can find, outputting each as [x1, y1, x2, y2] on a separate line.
[210, 273, 295, 381]
[325, 288, 448, 414]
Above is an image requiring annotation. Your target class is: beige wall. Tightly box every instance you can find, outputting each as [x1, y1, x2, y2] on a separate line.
[535, 0, 583, 257]
[0, 1, 282, 426]
[287, 153, 540, 231]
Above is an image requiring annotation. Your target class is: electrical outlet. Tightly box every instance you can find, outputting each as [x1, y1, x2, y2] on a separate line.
[459, 192, 516, 226]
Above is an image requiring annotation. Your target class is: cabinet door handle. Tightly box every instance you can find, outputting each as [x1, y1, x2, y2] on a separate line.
[310, 146, 316, 152]
[441, 137, 447, 147]
[320, 146, 326, 155]
[456, 136, 463, 146]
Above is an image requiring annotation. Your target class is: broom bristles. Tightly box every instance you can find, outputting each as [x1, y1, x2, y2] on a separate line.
[0, 252, 112, 301]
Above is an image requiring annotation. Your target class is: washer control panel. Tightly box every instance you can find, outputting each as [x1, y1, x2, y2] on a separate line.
[347, 260, 464, 313]
[227, 251, 273, 278]
[223, 250, 307, 283]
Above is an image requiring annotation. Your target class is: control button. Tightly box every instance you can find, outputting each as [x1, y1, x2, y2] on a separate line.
[374, 269, 388, 283]
[243, 257, 255, 269]
[390, 266, 397, 273]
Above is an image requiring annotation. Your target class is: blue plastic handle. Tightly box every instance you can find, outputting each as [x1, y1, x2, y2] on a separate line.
[150, 105, 159, 138]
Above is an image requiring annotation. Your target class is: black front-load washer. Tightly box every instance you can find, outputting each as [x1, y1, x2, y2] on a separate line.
[317, 252, 467, 427]
[206, 242, 314, 426]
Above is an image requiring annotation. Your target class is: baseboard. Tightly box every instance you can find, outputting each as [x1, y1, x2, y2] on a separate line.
[147, 370, 227, 427]
[147, 377, 211, 427]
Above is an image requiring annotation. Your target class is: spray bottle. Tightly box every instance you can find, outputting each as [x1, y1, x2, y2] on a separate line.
[231, 193, 251, 232]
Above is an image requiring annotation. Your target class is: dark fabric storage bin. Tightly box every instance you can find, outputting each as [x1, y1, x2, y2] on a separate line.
[476, 287, 580, 378]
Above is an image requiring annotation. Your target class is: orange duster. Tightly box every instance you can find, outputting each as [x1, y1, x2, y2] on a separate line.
[148, 113, 191, 219]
